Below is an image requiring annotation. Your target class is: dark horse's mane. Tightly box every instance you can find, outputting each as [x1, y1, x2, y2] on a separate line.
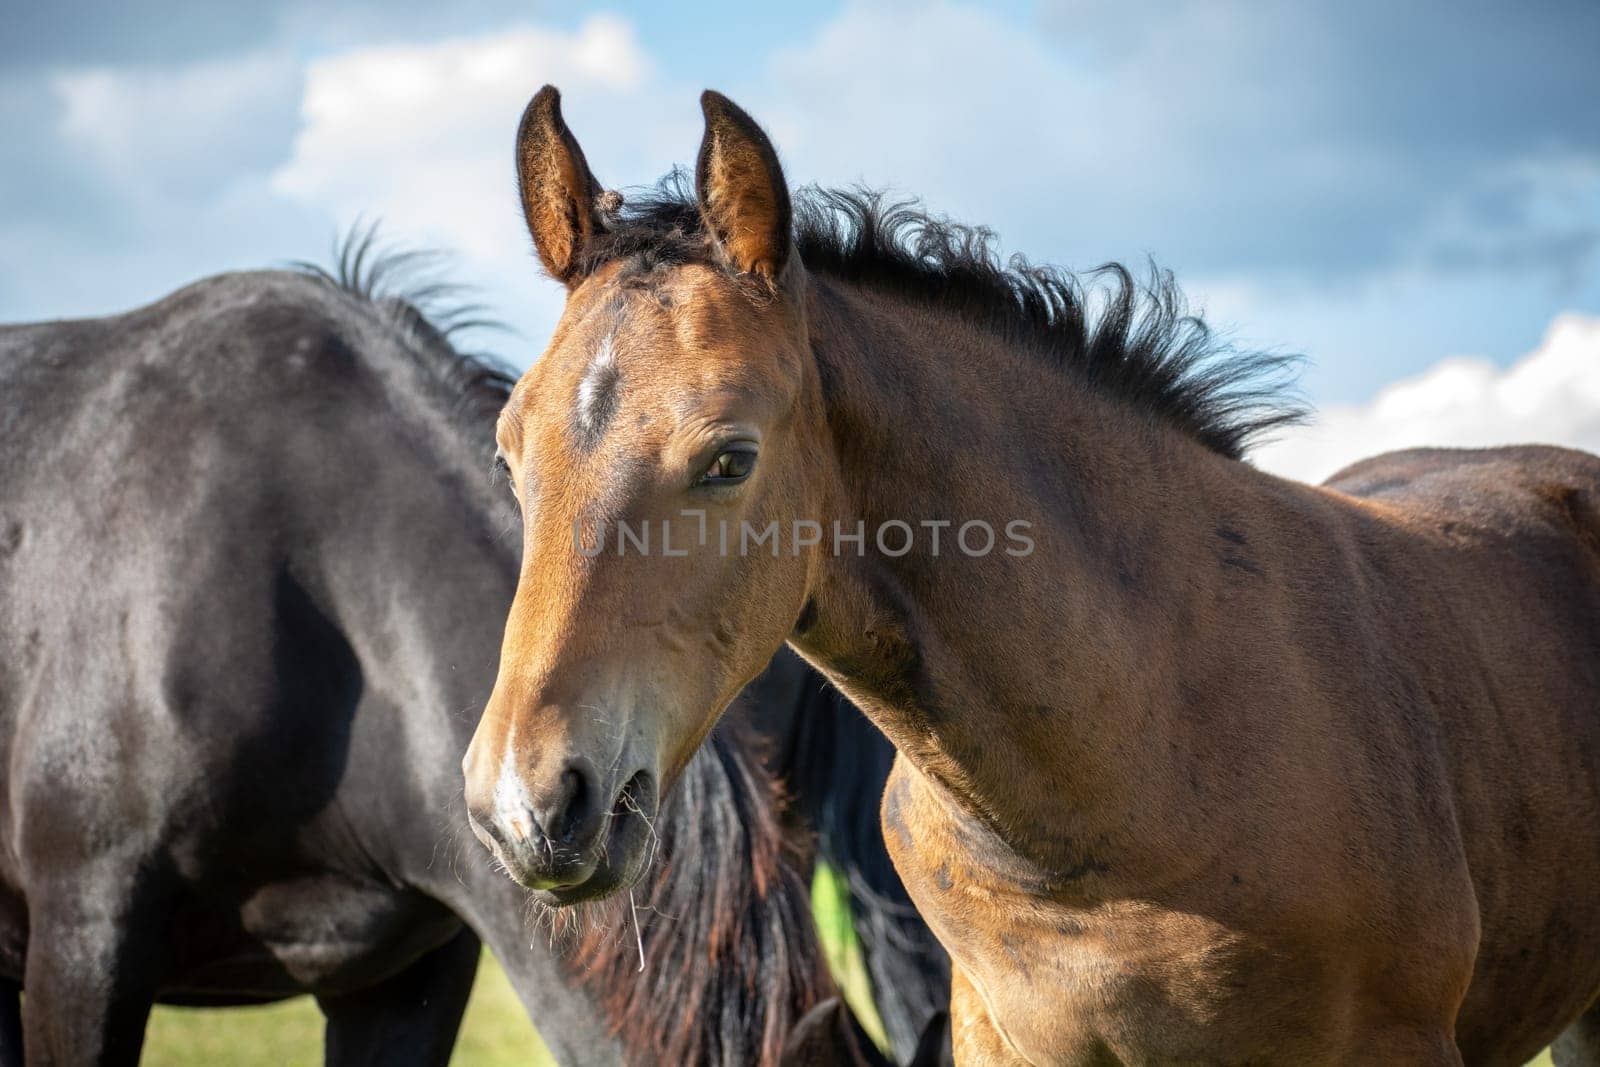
[294, 226, 837, 1066]
[292, 222, 518, 431]
[581, 170, 1305, 460]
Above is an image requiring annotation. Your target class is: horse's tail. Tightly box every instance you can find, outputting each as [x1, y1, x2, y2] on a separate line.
[785, 675, 952, 1062]
[572, 720, 836, 1067]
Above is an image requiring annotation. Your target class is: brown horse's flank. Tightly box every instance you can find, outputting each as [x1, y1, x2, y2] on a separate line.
[468, 86, 1600, 1064]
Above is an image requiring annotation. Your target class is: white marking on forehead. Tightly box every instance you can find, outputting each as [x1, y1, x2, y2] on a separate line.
[575, 332, 620, 436]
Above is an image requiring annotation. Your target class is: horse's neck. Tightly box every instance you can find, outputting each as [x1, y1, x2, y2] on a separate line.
[797, 277, 1248, 870]
[339, 377, 517, 732]
[358, 428, 635, 1062]
[311, 389, 521, 880]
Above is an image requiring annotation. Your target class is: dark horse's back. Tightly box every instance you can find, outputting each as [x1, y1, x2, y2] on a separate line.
[0, 270, 947, 1064]
[1321, 444, 1600, 1063]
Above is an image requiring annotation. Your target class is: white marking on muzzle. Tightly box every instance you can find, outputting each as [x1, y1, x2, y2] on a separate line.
[492, 720, 537, 841]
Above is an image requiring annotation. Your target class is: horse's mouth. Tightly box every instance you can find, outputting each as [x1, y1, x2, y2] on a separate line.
[536, 770, 657, 906]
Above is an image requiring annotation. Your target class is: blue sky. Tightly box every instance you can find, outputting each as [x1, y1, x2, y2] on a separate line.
[4, 0, 1597, 441]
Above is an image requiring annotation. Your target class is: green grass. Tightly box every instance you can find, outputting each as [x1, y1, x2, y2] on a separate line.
[145, 996, 325, 1067]
[137, 871, 1555, 1064]
[809, 862, 887, 1051]
[143, 951, 552, 1067]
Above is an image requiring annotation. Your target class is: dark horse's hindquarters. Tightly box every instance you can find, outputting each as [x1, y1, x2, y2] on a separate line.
[0, 264, 946, 1065]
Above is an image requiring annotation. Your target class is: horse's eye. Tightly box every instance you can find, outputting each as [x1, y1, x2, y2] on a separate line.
[493, 453, 515, 494]
[700, 448, 756, 485]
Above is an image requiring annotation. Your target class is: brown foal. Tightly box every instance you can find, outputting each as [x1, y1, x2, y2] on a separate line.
[463, 86, 1600, 1064]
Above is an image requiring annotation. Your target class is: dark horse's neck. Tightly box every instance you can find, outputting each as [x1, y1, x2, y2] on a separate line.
[794, 273, 1262, 880]
[343, 287, 831, 1065]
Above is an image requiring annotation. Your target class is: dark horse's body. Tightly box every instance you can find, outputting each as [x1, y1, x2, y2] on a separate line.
[0, 265, 947, 1065]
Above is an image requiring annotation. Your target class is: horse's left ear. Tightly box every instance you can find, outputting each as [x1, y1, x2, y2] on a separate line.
[695, 90, 792, 281]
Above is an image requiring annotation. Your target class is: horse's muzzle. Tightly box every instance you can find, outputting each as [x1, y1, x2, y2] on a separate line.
[466, 766, 657, 903]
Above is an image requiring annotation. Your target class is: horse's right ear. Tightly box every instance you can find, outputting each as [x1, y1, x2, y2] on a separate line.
[515, 85, 606, 286]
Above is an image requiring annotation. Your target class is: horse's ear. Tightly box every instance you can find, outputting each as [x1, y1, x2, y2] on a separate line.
[695, 90, 792, 281]
[516, 85, 606, 286]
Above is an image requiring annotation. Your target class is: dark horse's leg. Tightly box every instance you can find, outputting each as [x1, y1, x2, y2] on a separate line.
[317, 926, 481, 1067]
[1554, 999, 1600, 1067]
[0, 979, 22, 1067]
[21, 870, 165, 1066]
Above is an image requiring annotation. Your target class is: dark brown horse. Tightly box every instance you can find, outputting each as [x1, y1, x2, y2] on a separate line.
[464, 86, 1600, 1064]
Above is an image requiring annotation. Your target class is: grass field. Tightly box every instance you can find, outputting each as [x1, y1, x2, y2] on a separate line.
[137, 863, 1556, 1065]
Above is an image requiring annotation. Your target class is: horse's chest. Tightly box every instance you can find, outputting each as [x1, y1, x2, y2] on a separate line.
[880, 761, 1268, 1065]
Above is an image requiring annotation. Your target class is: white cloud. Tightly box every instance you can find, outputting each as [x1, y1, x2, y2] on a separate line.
[13, 49, 322, 321]
[1256, 314, 1600, 483]
[759, 3, 1099, 237]
[264, 13, 699, 357]
[53, 51, 301, 201]
[271, 14, 672, 266]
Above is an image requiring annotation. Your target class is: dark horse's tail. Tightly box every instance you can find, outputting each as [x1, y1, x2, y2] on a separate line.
[779, 673, 952, 1062]
[572, 721, 837, 1067]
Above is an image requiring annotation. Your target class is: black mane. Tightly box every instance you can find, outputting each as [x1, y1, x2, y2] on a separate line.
[293, 222, 517, 426]
[583, 170, 1304, 459]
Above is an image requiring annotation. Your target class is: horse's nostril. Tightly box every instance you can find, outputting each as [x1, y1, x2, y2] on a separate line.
[534, 764, 595, 844]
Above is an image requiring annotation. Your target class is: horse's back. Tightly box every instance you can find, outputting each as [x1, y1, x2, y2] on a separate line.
[1323, 444, 1600, 660]
[1330, 438, 1587, 487]
[0, 274, 457, 994]
[1327, 443, 1598, 532]
[1323, 444, 1600, 698]
[1323, 445, 1600, 1060]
